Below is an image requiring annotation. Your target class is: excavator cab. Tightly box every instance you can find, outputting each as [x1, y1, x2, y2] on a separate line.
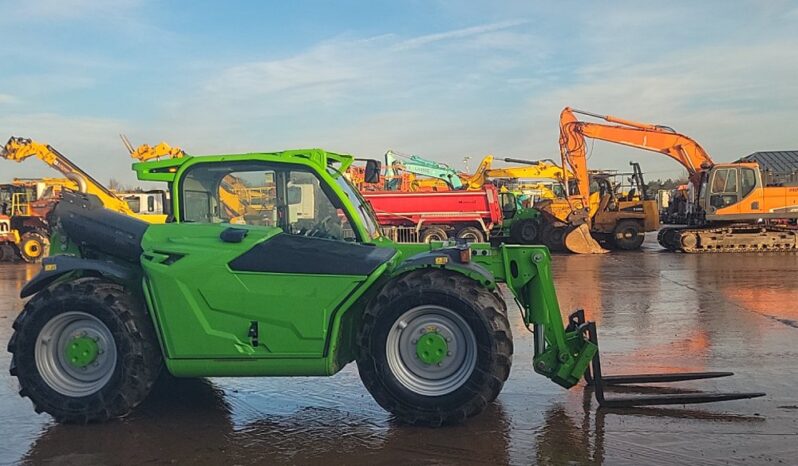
[706, 164, 759, 214]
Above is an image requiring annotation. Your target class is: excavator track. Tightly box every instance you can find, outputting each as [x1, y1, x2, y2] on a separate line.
[658, 224, 798, 253]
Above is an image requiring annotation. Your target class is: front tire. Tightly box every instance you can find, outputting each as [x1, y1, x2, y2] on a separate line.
[456, 226, 485, 243]
[19, 232, 49, 263]
[357, 270, 513, 425]
[509, 218, 540, 244]
[8, 278, 162, 423]
[541, 224, 567, 251]
[0, 243, 18, 262]
[611, 220, 644, 250]
[419, 226, 448, 243]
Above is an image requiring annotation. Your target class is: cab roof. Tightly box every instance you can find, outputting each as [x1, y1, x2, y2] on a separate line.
[133, 149, 354, 183]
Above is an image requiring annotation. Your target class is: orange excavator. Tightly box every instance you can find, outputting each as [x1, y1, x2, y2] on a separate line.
[559, 108, 798, 253]
[536, 109, 660, 254]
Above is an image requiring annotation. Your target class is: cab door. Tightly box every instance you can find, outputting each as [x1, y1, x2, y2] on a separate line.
[738, 167, 763, 215]
[143, 160, 394, 360]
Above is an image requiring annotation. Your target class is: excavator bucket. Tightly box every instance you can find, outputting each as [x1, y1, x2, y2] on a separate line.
[564, 224, 608, 254]
[565, 310, 765, 408]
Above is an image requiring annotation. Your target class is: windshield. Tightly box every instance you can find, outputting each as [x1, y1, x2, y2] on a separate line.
[328, 167, 381, 240]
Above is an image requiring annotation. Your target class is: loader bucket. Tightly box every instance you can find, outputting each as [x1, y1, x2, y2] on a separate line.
[564, 224, 608, 254]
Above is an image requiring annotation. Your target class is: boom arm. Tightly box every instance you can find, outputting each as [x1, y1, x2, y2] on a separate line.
[461, 155, 494, 190]
[1, 137, 142, 218]
[385, 150, 464, 190]
[559, 108, 715, 197]
[485, 158, 571, 181]
[129, 141, 186, 162]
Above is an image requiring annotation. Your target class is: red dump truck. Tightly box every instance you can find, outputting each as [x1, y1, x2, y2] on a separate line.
[362, 184, 503, 242]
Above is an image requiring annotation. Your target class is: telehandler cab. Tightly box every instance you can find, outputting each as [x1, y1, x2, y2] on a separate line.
[8, 148, 763, 425]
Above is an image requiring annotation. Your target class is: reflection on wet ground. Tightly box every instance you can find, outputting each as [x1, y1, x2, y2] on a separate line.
[1, 235, 797, 464]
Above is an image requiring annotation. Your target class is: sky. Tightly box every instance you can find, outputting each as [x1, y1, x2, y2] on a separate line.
[1, 0, 797, 186]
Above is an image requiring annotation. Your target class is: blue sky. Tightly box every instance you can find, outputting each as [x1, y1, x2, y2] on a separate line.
[1, 0, 797, 185]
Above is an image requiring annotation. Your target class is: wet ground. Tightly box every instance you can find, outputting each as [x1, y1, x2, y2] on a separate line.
[1, 234, 797, 465]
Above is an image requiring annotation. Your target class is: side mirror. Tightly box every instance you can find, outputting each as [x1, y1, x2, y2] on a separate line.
[287, 186, 302, 205]
[364, 159, 381, 184]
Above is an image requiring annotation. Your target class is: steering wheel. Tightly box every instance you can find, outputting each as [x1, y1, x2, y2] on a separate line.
[305, 215, 332, 238]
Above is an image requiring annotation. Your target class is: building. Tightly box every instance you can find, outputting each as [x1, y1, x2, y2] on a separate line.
[736, 150, 798, 186]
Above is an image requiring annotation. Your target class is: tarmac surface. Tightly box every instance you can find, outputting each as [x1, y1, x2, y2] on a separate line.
[1, 234, 797, 465]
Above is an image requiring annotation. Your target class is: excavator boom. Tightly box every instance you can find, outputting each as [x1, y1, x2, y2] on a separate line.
[1, 137, 164, 222]
[461, 155, 494, 190]
[562, 108, 715, 188]
[385, 150, 465, 190]
[129, 140, 186, 162]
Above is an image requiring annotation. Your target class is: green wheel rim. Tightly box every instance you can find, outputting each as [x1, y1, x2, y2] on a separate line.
[35, 311, 117, 397]
[385, 305, 477, 396]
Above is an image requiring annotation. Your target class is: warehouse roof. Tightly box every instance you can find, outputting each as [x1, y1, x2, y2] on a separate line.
[737, 151, 798, 174]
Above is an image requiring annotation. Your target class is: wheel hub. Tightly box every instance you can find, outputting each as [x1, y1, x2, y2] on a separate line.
[66, 336, 100, 368]
[24, 240, 41, 257]
[385, 305, 477, 396]
[415, 329, 449, 365]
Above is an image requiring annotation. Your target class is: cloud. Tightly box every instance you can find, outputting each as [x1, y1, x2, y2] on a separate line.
[0, 94, 17, 105]
[146, 11, 798, 183]
[394, 19, 529, 50]
[159, 19, 542, 152]
[523, 41, 798, 177]
[2, 4, 796, 186]
[198, 19, 536, 109]
[12, 0, 144, 20]
[202, 40, 364, 102]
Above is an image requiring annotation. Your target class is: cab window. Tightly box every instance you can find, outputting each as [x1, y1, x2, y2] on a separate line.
[180, 162, 357, 241]
[709, 168, 739, 209]
[741, 168, 757, 198]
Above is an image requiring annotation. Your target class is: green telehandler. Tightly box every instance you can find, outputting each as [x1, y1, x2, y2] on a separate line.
[7, 147, 763, 425]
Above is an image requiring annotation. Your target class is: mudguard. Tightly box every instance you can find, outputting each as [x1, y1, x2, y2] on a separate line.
[391, 247, 496, 289]
[20, 255, 139, 298]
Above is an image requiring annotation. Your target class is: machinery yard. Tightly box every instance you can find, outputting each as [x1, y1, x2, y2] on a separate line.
[2, 4, 796, 465]
[1, 236, 796, 465]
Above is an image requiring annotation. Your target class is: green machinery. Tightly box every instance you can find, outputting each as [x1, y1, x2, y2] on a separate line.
[8, 148, 762, 425]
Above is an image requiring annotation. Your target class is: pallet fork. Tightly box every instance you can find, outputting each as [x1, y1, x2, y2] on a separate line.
[566, 310, 765, 408]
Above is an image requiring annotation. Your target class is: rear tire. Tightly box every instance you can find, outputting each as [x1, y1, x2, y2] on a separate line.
[419, 226, 448, 243]
[611, 220, 644, 250]
[7, 278, 162, 423]
[541, 224, 567, 251]
[0, 244, 18, 262]
[19, 232, 49, 263]
[357, 270, 513, 426]
[456, 226, 485, 243]
[509, 218, 539, 244]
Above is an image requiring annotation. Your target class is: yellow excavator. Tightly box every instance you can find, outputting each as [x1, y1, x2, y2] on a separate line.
[479, 157, 571, 202]
[1, 137, 168, 223]
[546, 108, 660, 254]
[0, 177, 78, 262]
